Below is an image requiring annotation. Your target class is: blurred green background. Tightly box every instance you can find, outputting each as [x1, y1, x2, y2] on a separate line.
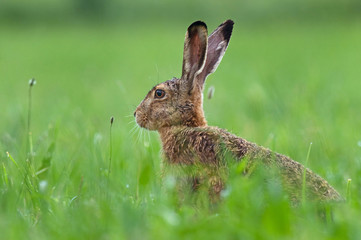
[1, 0, 361, 239]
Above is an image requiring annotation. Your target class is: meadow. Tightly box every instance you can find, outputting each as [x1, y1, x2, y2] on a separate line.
[1, 1, 361, 239]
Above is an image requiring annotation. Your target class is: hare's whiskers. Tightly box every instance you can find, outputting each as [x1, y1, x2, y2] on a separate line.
[141, 128, 146, 144]
[129, 122, 139, 137]
[135, 127, 142, 144]
[146, 130, 151, 146]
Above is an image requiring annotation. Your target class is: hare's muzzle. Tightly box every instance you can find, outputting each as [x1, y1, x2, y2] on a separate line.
[133, 108, 145, 129]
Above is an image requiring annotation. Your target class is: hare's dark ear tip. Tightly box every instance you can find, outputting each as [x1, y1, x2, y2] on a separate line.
[222, 19, 234, 42]
[188, 21, 208, 31]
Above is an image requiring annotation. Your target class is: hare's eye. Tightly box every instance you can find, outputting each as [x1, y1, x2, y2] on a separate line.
[154, 89, 165, 98]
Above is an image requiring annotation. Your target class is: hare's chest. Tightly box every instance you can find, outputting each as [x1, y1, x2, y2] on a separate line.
[162, 159, 227, 203]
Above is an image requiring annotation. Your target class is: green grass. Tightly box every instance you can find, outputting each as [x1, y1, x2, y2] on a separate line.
[1, 15, 361, 239]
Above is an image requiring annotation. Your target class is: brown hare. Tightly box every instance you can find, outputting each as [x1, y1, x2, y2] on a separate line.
[134, 19, 342, 204]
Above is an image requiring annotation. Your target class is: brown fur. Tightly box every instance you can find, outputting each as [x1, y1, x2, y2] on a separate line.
[134, 20, 342, 204]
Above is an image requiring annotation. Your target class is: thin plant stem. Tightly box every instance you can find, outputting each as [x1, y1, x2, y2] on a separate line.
[18, 78, 39, 214]
[107, 116, 114, 200]
[28, 78, 36, 164]
[302, 142, 312, 205]
[108, 117, 114, 176]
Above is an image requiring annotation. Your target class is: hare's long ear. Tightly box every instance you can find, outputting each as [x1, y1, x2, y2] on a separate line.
[181, 21, 208, 92]
[197, 20, 234, 88]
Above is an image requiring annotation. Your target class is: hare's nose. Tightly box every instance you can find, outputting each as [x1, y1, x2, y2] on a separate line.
[133, 111, 136, 117]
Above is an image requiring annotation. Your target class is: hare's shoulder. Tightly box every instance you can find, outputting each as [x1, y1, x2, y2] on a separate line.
[162, 126, 223, 164]
[162, 126, 255, 163]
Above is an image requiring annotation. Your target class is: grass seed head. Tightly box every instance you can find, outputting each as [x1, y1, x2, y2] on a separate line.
[29, 78, 36, 87]
[207, 86, 215, 99]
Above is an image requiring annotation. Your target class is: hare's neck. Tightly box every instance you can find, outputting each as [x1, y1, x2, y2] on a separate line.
[158, 126, 197, 164]
[158, 126, 185, 147]
[184, 105, 207, 127]
[181, 94, 207, 127]
[158, 127, 179, 163]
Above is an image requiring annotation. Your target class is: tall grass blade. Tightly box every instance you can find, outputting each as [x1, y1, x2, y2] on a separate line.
[6, 151, 19, 169]
[2, 163, 9, 187]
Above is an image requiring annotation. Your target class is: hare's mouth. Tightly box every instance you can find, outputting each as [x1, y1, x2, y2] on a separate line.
[134, 114, 145, 128]
[134, 112, 151, 130]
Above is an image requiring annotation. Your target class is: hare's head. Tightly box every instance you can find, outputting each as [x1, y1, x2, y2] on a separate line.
[135, 20, 234, 131]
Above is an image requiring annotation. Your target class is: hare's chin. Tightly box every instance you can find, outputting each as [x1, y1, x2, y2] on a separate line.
[138, 123, 154, 131]
[136, 119, 158, 131]
[135, 118, 145, 128]
[135, 117, 150, 130]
